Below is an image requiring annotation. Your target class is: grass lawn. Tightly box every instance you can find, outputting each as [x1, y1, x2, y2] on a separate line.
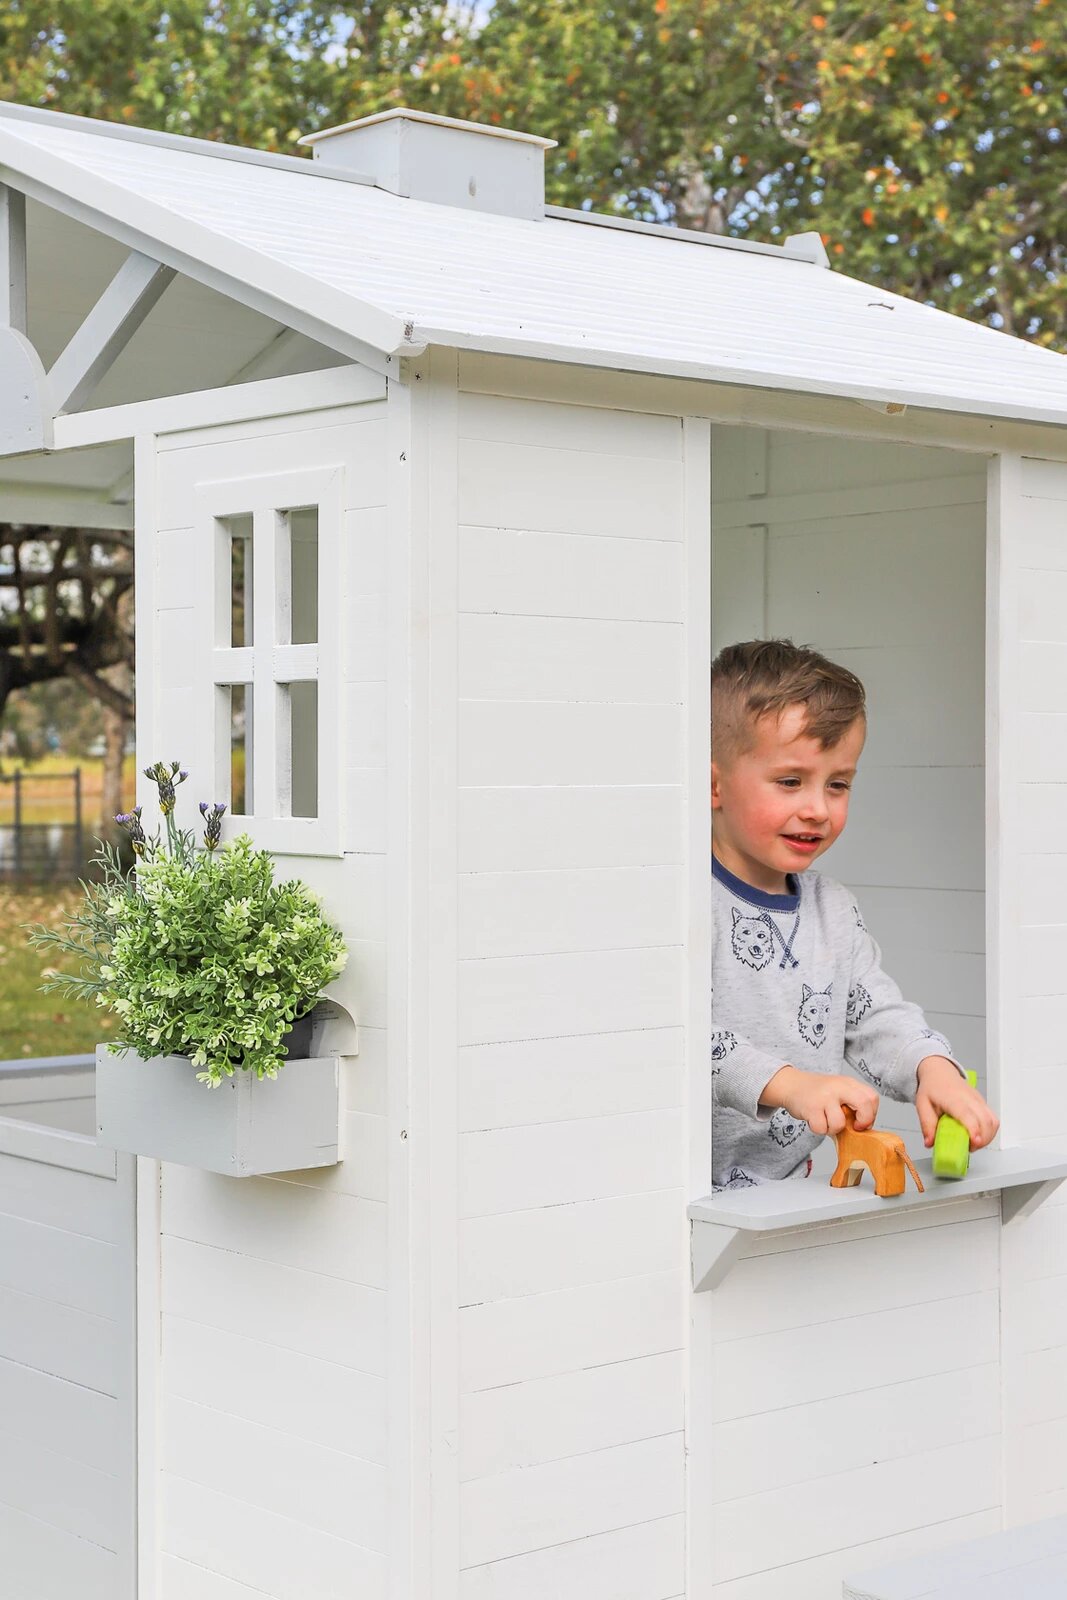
[0, 885, 120, 1059]
[0, 754, 138, 825]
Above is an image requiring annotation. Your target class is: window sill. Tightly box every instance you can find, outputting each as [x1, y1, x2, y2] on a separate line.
[689, 1145, 1067, 1291]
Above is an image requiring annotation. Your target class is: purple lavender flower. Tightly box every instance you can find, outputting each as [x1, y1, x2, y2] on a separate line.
[201, 801, 227, 851]
[115, 805, 146, 855]
[144, 760, 189, 816]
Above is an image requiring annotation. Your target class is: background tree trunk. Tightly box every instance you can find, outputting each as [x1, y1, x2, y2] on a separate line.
[101, 659, 133, 834]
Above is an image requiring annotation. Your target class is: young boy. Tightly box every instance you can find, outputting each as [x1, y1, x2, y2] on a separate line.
[711, 638, 998, 1190]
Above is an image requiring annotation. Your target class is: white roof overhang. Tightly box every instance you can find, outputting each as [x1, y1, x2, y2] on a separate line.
[1, 101, 1066, 432]
[0, 117, 417, 375]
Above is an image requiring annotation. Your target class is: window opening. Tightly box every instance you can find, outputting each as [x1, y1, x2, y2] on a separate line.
[287, 507, 319, 647]
[203, 468, 338, 853]
[229, 684, 252, 816]
[222, 514, 254, 648]
[286, 681, 318, 819]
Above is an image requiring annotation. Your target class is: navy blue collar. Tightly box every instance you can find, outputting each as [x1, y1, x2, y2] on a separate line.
[712, 853, 800, 912]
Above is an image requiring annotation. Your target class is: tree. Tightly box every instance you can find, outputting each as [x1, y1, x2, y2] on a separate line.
[0, 2, 471, 149]
[411, 0, 1067, 348]
[0, 529, 134, 825]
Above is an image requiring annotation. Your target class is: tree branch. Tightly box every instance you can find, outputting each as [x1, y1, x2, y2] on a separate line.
[63, 660, 135, 720]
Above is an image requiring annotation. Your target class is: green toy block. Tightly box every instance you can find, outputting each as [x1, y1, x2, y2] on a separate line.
[931, 1069, 979, 1179]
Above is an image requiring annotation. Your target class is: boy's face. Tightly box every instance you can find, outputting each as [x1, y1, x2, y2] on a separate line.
[711, 703, 866, 893]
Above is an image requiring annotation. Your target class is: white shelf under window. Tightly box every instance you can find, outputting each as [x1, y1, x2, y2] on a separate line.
[689, 1146, 1067, 1291]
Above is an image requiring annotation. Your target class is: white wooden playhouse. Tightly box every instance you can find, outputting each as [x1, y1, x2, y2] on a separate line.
[3, 97, 1067, 1600]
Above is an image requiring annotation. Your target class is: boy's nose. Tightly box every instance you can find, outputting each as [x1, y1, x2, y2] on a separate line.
[797, 793, 829, 823]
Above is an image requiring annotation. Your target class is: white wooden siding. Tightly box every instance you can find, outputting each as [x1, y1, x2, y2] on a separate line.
[454, 391, 691, 1596]
[700, 1208, 1001, 1594]
[995, 455, 1067, 1528]
[458, 1515, 685, 1600]
[145, 391, 392, 1599]
[709, 427, 993, 1592]
[0, 1069, 135, 1600]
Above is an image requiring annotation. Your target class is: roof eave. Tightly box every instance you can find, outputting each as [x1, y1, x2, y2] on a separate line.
[0, 126, 424, 374]
[416, 325, 1067, 432]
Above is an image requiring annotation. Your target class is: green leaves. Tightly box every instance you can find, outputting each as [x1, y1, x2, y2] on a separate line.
[417, 0, 1067, 347]
[27, 784, 347, 1086]
[90, 834, 347, 1085]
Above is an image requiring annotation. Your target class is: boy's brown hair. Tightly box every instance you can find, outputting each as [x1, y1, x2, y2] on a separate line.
[712, 639, 866, 766]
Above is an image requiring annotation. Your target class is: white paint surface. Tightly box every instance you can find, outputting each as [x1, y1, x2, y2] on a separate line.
[0, 1068, 135, 1598]
[141, 389, 392, 1597]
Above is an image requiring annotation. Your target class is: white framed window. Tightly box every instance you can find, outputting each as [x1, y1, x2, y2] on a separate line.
[195, 466, 343, 855]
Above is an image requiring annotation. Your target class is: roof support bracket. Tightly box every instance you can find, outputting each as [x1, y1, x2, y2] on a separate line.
[48, 249, 176, 416]
[0, 182, 51, 458]
[0, 326, 53, 456]
[0, 183, 28, 333]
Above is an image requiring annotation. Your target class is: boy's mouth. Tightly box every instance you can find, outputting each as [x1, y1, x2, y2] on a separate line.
[782, 832, 824, 853]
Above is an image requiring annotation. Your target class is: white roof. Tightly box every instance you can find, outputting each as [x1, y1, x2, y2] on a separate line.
[3, 100, 1067, 427]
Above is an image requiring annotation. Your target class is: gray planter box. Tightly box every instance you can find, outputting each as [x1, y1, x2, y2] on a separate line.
[94, 1044, 341, 1176]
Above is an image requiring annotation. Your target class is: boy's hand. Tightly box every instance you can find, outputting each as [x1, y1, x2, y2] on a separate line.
[760, 1066, 879, 1136]
[916, 1056, 999, 1151]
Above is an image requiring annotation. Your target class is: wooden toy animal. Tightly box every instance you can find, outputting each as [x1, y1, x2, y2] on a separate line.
[831, 1108, 925, 1198]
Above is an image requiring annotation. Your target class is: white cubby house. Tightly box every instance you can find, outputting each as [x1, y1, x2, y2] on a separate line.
[2, 96, 1067, 1600]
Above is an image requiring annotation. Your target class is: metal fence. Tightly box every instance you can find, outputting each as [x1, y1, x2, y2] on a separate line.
[0, 768, 85, 883]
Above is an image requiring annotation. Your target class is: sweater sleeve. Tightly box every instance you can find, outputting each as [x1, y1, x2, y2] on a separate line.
[843, 894, 964, 1103]
[711, 981, 792, 1120]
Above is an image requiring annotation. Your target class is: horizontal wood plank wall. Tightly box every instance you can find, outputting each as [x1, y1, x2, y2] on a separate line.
[710, 427, 996, 1594]
[149, 397, 390, 1600]
[0, 1085, 135, 1599]
[997, 455, 1067, 1528]
[454, 390, 689, 1599]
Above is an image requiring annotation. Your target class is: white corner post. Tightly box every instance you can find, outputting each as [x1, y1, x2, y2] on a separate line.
[0, 180, 52, 456]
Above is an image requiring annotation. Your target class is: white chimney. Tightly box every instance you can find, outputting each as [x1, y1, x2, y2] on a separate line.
[298, 107, 556, 221]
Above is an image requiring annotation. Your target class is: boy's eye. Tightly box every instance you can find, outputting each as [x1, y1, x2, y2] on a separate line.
[775, 778, 801, 788]
[830, 781, 852, 793]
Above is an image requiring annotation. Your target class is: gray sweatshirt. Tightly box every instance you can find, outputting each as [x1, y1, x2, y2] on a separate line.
[711, 855, 960, 1189]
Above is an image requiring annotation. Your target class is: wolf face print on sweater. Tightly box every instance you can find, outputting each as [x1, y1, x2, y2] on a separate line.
[713, 1166, 758, 1191]
[769, 1106, 806, 1147]
[730, 907, 775, 970]
[797, 982, 833, 1047]
[850, 1056, 884, 1090]
[847, 982, 872, 1027]
[711, 1028, 739, 1071]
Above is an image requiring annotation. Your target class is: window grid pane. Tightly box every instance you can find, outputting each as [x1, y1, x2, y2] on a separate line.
[287, 507, 319, 647]
[211, 493, 325, 834]
[283, 680, 318, 820]
[222, 514, 254, 648]
[229, 683, 253, 816]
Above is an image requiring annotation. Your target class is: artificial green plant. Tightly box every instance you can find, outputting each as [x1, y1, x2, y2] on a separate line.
[26, 761, 347, 1085]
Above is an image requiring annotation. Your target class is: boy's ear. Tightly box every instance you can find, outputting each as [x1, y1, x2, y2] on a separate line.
[710, 759, 722, 810]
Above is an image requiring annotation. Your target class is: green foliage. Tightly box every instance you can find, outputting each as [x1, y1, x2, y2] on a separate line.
[0, 885, 124, 1058]
[25, 765, 346, 1085]
[1, 2, 1063, 340]
[434, 0, 1067, 348]
[0, 2, 470, 149]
